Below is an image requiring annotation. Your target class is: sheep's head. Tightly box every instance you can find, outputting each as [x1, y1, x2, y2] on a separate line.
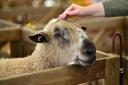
[29, 19, 96, 66]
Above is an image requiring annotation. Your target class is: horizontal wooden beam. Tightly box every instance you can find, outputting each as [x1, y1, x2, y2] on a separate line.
[0, 7, 53, 23]
[75, 16, 125, 30]
[0, 58, 105, 85]
[0, 27, 21, 41]
[0, 19, 19, 27]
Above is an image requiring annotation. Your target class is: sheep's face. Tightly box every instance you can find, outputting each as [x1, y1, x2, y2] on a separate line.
[29, 19, 96, 66]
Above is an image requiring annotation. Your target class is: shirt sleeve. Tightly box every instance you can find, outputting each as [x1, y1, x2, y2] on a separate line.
[103, 0, 128, 17]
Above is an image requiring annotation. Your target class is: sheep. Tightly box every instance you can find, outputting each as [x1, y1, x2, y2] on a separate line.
[0, 19, 96, 78]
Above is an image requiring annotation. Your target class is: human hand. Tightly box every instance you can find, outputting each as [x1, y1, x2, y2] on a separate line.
[58, 3, 105, 19]
[58, 4, 86, 20]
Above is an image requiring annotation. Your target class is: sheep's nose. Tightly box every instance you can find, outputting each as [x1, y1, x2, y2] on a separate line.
[80, 39, 96, 65]
[81, 39, 96, 55]
[68, 39, 96, 66]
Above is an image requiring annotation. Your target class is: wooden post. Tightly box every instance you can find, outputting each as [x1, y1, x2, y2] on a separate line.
[10, 40, 23, 58]
[0, 27, 21, 57]
[124, 17, 128, 55]
[104, 54, 120, 85]
[21, 28, 35, 57]
[123, 58, 128, 85]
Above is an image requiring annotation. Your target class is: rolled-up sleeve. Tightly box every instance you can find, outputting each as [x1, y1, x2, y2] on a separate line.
[103, 0, 128, 17]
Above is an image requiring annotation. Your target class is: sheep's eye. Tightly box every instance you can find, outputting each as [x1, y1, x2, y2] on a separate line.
[55, 33, 62, 38]
[38, 35, 43, 42]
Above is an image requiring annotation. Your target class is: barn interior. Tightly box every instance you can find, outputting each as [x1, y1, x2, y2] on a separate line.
[0, 0, 128, 85]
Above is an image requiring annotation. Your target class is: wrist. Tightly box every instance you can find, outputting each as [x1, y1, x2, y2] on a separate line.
[82, 7, 92, 16]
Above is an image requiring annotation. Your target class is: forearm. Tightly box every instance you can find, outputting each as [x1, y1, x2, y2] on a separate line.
[83, 2, 105, 16]
[103, 0, 128, 17]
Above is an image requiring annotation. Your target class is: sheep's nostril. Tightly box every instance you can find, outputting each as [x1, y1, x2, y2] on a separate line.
[81, 39, 96, 55]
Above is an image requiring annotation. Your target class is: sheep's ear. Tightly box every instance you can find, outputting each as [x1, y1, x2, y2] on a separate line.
[81, 26, 87, 31]
[29, 34, 48, 43]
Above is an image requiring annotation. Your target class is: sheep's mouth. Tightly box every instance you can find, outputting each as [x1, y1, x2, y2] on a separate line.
[68, 56, 93, 66]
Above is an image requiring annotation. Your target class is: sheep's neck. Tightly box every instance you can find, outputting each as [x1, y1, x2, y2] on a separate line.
[30, 44, 72, 70]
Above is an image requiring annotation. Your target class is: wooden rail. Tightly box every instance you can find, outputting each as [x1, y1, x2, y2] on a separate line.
[0, 52, 119, 85]
[0, 27, 21, 41]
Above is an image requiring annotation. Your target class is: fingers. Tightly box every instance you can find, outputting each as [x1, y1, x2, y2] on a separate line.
[58, 13, 68, 20]
[66, 4, 77, 12]
[58, 4, 78, 20]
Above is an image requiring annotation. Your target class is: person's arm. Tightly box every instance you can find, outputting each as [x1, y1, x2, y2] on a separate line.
[59, 0, 128, 20]
[82, 2, 105, 16]
[103, 0, 128, 17]
[59, 3, 105, 20]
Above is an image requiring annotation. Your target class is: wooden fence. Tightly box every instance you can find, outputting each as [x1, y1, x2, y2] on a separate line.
[0, 51, 120, 85]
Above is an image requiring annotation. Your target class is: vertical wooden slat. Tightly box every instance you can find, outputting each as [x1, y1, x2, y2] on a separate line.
[10, 40, 23, 58]
[21, 28, 35, 57]
[10, 28, 22, 58]
[123, 58, 128, 85]
[104, 55, 120, 85]
[124, 17, 128, 55]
